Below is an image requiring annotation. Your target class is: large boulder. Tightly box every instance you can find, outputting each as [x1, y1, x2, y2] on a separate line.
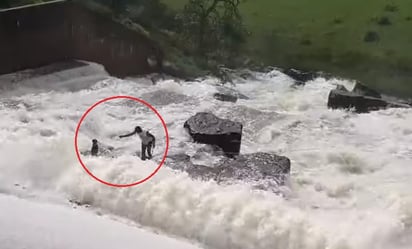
[328, 89, 388, 113]
[183, 112, 242, 157]
[217, 153, 291, 185]
[327, 89, 410, 113]
[166, 152, 291, 189]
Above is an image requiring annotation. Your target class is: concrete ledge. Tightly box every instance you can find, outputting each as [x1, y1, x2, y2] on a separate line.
[0, 0, 163, 77]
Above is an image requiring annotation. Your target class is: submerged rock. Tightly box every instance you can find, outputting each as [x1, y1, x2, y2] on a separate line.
[165, 153, 192, 170]
[183, 112, 242, 157]
[215, 86, 249, 100]
[213, 93, 238, 103]
[283, 68, 320, 85]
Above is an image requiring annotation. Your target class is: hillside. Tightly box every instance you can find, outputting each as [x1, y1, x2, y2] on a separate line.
[165, 0, 412, 97]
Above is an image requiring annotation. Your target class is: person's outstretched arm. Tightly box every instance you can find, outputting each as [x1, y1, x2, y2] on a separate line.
[119, 130, 136, 138]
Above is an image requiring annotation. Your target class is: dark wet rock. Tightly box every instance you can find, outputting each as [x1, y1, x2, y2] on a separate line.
[177, 153, 291, 187]
[213, 93, 238, 103]
[283, 68, 320, 85]
[165, 151, 291, 189]
[328, 89, 387, 113]
[352, 83, 382, 98]
[184, 112, 243, 157]
[217, 153, 291, 185]
[69, 199, 91, 208]
[327, 89, 410, 113]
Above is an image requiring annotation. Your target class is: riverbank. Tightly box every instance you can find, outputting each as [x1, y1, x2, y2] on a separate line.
[2, 0, 412, 98]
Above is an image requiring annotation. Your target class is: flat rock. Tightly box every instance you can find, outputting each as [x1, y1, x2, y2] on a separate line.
[217, 153, 291, 185]
[167, 152, 291, 189]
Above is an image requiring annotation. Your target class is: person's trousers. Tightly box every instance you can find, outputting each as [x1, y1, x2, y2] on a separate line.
[141, 141, 153, 160]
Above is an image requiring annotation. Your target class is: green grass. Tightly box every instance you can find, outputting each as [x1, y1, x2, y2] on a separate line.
[163, 0, 412, 97]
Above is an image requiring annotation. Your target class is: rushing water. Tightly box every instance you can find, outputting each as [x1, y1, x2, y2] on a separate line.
[0, 62, 411, 249]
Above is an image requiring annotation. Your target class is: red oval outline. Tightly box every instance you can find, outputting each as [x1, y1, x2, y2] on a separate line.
[74, 95, 169, 188]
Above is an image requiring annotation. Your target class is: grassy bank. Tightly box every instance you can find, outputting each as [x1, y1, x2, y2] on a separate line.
[165, 0, 412, 97]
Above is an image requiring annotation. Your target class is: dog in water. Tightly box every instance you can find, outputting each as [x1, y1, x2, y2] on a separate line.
[91, 139, 99, 156]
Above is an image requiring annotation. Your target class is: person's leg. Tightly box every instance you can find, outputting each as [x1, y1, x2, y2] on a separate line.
[141, 143, 147, 160]
[147, 141, 153, 159]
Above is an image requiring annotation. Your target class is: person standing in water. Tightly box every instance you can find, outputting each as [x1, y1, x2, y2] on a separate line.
[119, 126, 156, 160]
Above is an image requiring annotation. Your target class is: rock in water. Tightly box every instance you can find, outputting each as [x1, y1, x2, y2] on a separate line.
[327, 89, 388, 113]
[217, 153, 291, 185]
[352, 83, 382, 98]
[215, 86, 250, 100]
[328, 86, 410, 113]
[283, 68, 319, 85]
[213, 93, 238, 103]
[183, 112, 242, 157]
[165, 152, 291, 190]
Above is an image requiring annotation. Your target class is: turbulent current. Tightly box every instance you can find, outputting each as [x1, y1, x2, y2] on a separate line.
[0, 62, 411, 249]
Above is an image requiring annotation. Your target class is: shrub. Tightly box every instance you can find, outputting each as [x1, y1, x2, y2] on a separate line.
[364, 31, 380, 43]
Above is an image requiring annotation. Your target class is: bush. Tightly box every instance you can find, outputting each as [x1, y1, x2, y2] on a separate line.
[377, 16, 392, 26]
[364, 31, 380, 43]
[333, 18, 343, 24]
[179, 0, 247, 56]
[384, 4, 398, 12]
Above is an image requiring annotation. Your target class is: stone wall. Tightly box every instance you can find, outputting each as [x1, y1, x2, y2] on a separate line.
[0, 0, 162, 77]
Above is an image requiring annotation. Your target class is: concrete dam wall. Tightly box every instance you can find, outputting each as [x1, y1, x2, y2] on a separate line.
[0, 0, 163, 77]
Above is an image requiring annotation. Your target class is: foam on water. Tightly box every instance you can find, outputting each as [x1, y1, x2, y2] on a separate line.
[0, 64, 411, 249]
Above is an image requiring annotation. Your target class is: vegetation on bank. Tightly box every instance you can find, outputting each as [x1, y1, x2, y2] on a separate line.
[2, 0, 412, 98]
[83, 0, 251, 76]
